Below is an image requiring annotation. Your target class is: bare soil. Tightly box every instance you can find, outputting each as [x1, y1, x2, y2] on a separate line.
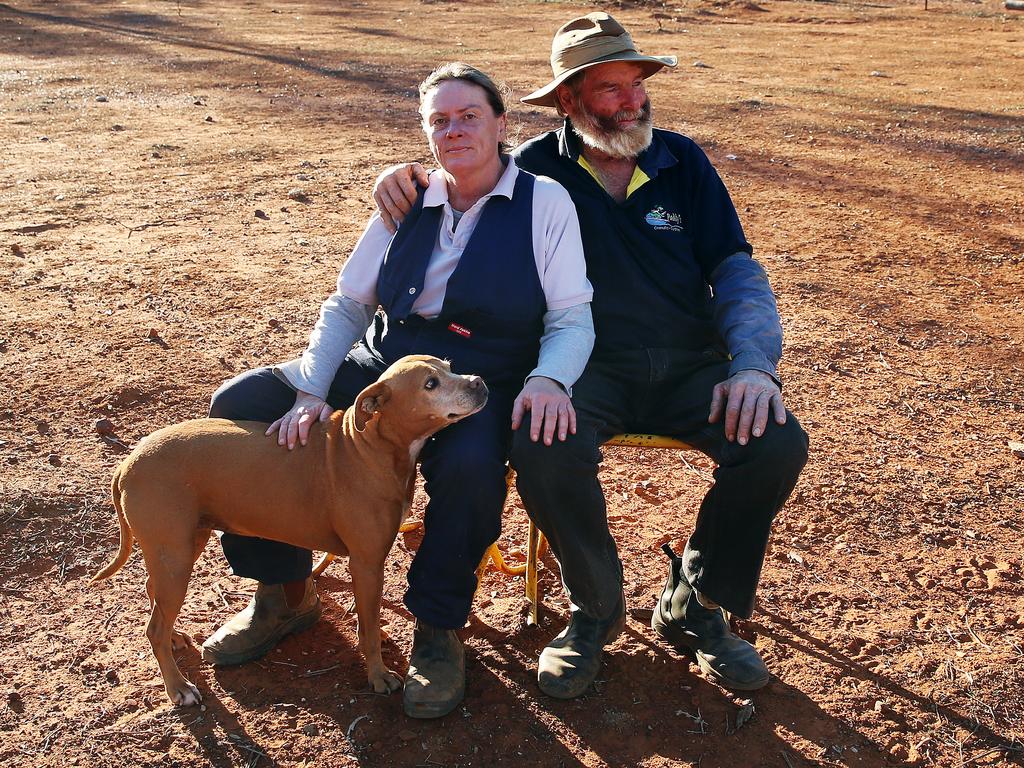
[2, 0, 1023, 766]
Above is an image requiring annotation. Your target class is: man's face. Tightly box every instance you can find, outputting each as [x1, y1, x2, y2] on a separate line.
[558, 61, 653, 160]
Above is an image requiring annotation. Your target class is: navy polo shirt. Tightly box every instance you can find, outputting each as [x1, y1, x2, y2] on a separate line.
[514, 121, 751, 352]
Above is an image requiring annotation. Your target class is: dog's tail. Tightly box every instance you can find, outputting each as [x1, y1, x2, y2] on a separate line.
[91, 468, 133, 583]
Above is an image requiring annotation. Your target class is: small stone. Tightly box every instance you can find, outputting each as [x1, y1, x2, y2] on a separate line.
[146, 328, 162, 341]
[734, 700, 755, 729]
[870, 71, 888, 78]
[296, 173, 309, 181]
[6, 456, 17, 465]
[106, 669, 120, 685]
[254, 209, 269, 220]
[95, 418, 115, 435]
[204, 115, 215, 122]
[95, 95, 108, 102]
[301, 723, 318, 737]
[111, 124, 125, 131]
[1009, 441, 1024, 459]
[694, 60, 711, 68]
[398, 729, 416, 742]
[39, 136, 50, 142]
[873, 700, 885, 714]
[47, 453, 61, 467]
[288, 187, 309, 201]
[35, 421, 49, 435]
[268, 318, 279, 328]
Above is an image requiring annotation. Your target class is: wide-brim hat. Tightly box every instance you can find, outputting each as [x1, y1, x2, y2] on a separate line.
[522, 12, 677, 108]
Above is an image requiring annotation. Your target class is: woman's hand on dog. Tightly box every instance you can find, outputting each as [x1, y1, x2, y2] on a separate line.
[267, 391, 335, 450]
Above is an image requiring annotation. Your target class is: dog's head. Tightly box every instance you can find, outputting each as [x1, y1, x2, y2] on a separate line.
[353, 355, 488, 438]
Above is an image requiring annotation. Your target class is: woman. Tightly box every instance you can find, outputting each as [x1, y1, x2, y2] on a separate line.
[201, 63, 594, 719]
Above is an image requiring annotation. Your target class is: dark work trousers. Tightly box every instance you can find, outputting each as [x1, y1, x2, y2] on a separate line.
[208, 343, 514, 630]
[509, 347, 809, 621]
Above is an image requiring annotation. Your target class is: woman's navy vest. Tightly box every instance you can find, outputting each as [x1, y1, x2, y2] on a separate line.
[367, 170, 545, 391]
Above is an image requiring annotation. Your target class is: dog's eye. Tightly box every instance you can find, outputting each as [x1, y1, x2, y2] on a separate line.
[424, 377, 439, 390]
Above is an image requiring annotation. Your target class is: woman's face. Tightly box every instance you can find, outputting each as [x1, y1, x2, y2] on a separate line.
[421, 79, 506, 178]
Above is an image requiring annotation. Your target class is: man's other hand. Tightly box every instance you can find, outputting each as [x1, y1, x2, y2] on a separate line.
[708, 370, 786, 445]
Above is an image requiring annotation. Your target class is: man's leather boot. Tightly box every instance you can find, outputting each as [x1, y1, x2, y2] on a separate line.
[537, 592, 625, 699]
[403, 621, 465, 719]
[202, 577, 321, 666]
[651, 544, 769, 690]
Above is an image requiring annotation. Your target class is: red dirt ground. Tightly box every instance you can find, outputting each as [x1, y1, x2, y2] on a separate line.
[2, 0, 1023, 766]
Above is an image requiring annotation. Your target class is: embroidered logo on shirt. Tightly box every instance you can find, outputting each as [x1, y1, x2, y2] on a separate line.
[644, 206, 684, 232]
[448, 322, 472, 338]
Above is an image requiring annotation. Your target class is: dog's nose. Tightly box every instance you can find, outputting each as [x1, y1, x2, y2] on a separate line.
[466, 375, 484, 389]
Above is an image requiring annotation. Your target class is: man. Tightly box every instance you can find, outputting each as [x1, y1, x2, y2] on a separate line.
[376, 12, 809, 701]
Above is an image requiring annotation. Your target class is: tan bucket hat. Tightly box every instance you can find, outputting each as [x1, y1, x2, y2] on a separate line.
[522, 12, 677, 108]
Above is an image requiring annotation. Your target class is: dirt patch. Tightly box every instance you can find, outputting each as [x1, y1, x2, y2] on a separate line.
[2, 0, 1023, 766]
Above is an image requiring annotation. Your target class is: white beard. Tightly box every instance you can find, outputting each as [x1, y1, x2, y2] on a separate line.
[570, 100, 654, 160]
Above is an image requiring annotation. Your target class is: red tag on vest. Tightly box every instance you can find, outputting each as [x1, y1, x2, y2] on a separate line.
[448, 322, 472, 338]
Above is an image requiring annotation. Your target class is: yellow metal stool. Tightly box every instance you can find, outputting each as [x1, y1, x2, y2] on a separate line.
[520, 433, 694, 625]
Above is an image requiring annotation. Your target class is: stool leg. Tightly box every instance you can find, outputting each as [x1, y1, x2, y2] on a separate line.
[526, 521, 542, 626]
[311, 552, 334, 576]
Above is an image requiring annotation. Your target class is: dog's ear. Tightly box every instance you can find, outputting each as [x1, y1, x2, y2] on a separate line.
[354, 382, 391, 431]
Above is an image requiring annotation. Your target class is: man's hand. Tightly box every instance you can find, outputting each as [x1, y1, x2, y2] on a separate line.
[266, 391, 335, 450]
[372, 162, 430, 233]
[511, 377, 576, 446]
[708, 370, 786, 445]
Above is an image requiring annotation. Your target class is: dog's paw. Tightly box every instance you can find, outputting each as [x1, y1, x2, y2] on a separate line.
[169, 680, 203, 707]
[171, 630, 194, 652]
[369, 669, 403, 694]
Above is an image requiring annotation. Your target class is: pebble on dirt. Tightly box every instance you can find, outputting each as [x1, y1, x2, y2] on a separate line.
[255, 209, 269, 219]
[288, 187, 309, 201]
[94, 418, 115, 435]
[47, 453, 61, 467]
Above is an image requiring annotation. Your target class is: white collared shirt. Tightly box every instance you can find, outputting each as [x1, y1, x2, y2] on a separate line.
[338, 157, 592, 316]
[274, 157, 595, 399]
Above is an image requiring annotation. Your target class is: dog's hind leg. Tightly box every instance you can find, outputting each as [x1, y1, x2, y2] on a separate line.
[143, 546, 202, 706]
[170, 529, 212, 653]
[349, 556, 402, 694]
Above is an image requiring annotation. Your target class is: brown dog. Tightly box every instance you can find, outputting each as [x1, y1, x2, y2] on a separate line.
[92, 355, 488, 706]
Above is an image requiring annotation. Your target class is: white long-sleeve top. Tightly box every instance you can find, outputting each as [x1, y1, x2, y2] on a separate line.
[275, 158, 595, 399]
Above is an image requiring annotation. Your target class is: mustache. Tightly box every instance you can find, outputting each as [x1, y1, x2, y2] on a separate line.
[592, 98, 652, 133]
[612, 100, 652, 124]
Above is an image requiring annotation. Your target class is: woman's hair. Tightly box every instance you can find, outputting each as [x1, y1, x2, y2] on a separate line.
[418, 62, 511, 153]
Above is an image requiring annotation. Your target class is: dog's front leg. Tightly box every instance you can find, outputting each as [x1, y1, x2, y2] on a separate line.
[349, 557, 402, 694]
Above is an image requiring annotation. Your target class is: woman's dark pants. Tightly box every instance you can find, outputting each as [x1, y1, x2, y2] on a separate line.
[209, 345, 513, 630]
[509, 348, 809, 621]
